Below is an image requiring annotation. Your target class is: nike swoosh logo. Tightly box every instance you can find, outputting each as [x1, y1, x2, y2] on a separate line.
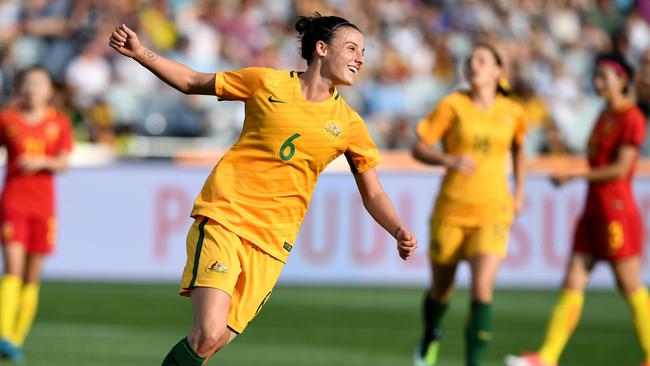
[268, 95, 287, 104]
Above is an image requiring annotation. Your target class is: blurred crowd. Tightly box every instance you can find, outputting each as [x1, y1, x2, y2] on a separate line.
[0, 0, 650, 157]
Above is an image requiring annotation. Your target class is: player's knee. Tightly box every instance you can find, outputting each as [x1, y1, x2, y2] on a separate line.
[431, 286, 453, 302]
[562, 272, 588, 291]
[192, 327, 229, 355]
[616, 276, 641, 296]
[471, 289, 493, 303]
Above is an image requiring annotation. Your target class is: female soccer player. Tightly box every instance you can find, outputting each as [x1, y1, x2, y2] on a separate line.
[411, 43, 526, 366]
[109, 14, 417, 366]
[506, 54, 650, 366]
[0, 66, 73, 363]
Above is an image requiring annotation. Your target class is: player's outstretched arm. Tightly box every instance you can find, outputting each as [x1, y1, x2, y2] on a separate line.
[109, 24, 215, 95]
[352, 168, 417, 260]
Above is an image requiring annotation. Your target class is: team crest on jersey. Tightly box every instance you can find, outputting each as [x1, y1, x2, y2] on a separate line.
[207, 261, 228, 274]
[46, 123, 60, 141]
[324, 121, 342, 140]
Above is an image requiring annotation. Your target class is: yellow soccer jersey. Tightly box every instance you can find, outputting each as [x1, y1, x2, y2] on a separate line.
[192, 67, 380, 262]
[416, 91, 526, 226]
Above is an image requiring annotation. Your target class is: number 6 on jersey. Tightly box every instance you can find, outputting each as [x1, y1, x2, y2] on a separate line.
[279, 133, 301, 161]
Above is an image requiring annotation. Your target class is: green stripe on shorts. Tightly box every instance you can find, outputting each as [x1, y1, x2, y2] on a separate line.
[189, 217, 209, 288]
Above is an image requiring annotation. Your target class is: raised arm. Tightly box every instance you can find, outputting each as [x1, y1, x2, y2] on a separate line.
[352, 168, 418, 260]
[109, 24, 215, 95]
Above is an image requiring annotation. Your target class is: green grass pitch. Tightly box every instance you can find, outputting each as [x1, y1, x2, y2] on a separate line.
[14, 282, 643, 365]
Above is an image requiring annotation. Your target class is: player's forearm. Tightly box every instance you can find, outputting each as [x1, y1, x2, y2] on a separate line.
[132, 47, 211, 95]
[361, 192, 404, 238]
[511, 143, 526, 198]
[580, 165, 627, 182]
[412, 140, 453, 168]
[42, 155, 69, 172]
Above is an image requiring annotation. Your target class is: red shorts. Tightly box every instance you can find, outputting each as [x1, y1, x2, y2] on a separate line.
[572, 210, 643, 261]
[0, 213, 57, 254]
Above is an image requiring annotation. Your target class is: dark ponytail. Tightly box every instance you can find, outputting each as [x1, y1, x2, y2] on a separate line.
[295, 12, 360, 64]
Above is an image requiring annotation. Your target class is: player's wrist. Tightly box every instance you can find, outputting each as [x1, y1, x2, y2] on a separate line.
[441, 155, 456, 169]
[393, 226, 404, 239]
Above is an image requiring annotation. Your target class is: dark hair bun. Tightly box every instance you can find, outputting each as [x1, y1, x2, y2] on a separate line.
[295, 12, 321, 35]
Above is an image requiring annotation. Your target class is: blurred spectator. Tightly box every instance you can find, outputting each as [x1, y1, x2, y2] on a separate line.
[64, 40, 111, 111]
[0, 0, 647, 157]
[636, 47, 650, 156]
[512, 78, 555, 156]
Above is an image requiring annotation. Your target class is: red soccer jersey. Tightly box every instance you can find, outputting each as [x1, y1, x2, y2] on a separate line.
[584, 103, 646, 214]
[0, 107, 73, 219]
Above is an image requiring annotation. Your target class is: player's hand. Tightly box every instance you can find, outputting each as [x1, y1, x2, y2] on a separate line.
[550, 172, 574, 187]
[447, 155, 476, 176]
[109, 24, 143, 58]
[18, 156, 45, 174]
[395, 227, 417, 260]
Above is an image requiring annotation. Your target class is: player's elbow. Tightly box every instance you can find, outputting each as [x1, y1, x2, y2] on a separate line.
[613, 165, 630, 179]
[56, 160, 70, 173]
[184, 71, 214, 95]
[411, 145, 425, 163]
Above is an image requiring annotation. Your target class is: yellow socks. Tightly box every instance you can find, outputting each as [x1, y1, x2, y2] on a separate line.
[13, 282, 39, 347]
[0, 275, 22, 341]
[538, 289, 584, 364]
[626, 287, 650, 363]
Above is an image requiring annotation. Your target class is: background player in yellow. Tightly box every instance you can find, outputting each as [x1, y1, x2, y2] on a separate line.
[411, 43, 527, 366]
[109, 13, 418, 366]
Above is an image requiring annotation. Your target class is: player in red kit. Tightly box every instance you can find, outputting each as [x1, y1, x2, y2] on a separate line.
[506, 53, 650, 366]
[0, 66, 73, 363]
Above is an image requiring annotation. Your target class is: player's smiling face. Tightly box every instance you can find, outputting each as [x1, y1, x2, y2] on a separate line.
[321, 27, 365, 86]
[467, 47, 501, 91]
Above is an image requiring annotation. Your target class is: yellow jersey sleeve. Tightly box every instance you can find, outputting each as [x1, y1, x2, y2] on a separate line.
[416, 95, 455, 145]
[345, 112, 381, 174]
[215, 67, 268, 101]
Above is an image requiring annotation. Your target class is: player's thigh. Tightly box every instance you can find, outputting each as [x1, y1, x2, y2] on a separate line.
[562, 253, 597, 291]
[0, 214, 30, 276]
[227, 241, 284, 334]
[429, 219, 465, 266]
[1, 243, 25, 276]
[190, 287, 231, 332]
[610, 255, 642, 296]
[188, 286, 234, 354]
[23, 254, 46, 283]
[180, 217, 242, 298]
[468, 254, 502, 302]
[431, 262, 458, 301]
